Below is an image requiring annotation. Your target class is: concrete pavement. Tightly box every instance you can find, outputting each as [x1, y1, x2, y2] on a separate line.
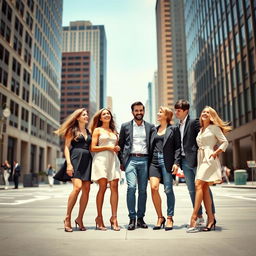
[0, 183, 256, 256]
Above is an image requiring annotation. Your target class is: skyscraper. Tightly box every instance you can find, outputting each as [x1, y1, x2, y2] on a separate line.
[61, 51, 97, 122]
[185, 0, 256, 170]
[62, 21, 107, 110]
[156, 0, 188, 108]
[0, 0, 63, 178]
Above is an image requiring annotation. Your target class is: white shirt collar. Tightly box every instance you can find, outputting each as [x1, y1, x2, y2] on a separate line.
[133, 120, 145, 127]
[180, 114, 188, 125]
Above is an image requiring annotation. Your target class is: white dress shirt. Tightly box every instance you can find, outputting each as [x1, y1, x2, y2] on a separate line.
[179, 114, 188, 156]
[131, 121, 148, 154]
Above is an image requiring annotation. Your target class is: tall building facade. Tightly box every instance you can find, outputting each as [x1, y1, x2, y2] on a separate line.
[62, 21, 107, 110]
[61, 52, 96, 122]
[185, 0, 256, 170]
[156, 0, 188, 108]
[0, 0, 63, 178]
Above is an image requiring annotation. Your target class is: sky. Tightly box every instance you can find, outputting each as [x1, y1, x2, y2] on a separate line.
[62, 0, 157, 127]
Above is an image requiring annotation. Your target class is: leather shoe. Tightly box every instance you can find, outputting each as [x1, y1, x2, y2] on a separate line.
[137, 217, 148, 228]
[127, 219, 136, 230]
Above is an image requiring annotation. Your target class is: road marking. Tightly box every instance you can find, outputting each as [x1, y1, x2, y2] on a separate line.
[217, 193, 256, 201]
[0, 196, 51, 205]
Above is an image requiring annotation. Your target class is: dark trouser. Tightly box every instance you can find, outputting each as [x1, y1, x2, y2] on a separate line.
[14, 174, 19, 189]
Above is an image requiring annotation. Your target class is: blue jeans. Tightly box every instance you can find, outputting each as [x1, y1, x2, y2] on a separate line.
[125, 156, 148, 219]
[156, 153, 175, 216]
[181, 156, 215, 215]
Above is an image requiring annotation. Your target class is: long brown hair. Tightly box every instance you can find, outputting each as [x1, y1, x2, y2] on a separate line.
[89, 108, 117, 134]
[199, 106, 232, 134]
[54, 108, 87, 140]
[159, 106, 173, 124]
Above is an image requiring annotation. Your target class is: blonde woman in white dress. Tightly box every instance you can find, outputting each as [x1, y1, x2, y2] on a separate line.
[187, 106, 231, 233]
[90, 108, 121, 231]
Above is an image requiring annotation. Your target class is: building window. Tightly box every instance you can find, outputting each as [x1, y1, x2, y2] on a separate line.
[11, 78, 20, 95]
[242, 57, 248, 78]
[235, 33, 240, 54]
[240, 25, 246, 47]
[247, 16, 253, 39]
[249, 49, 255, 73]
[15, 0, 25, 17]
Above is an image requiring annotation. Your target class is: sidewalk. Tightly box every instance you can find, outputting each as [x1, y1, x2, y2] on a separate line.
[221, 181, 256, 189]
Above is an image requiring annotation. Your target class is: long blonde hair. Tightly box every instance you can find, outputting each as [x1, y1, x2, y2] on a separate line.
[159, 106, 173, 124]
[89, 108, 117, 135]
[54, 108, 87, 140]
[199, 106, 232, 134]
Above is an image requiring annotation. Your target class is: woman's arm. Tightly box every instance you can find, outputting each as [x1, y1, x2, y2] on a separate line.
[172, 126, 181, 174]
[90, 128, 116, 152]
[210, 125, 229, 159]
[64, 136, 73, 176]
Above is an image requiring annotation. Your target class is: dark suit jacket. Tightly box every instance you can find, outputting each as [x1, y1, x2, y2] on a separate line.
[118, 120, 155, 168]
[13, 164, 21, 176]
[149, 125, 181, 173]
[181, 115, 200, 168]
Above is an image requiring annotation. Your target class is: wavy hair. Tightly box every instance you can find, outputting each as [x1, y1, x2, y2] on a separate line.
[199, 106, 232, 134]
[89, 108, 117, 134]
[159, 106, 173, 124]
[54, 108, 87, 140]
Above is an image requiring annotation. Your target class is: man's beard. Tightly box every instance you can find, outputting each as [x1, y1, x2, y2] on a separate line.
[134, 114, 143, 121]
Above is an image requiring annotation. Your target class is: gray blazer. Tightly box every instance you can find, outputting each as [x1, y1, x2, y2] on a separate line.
[118, 120, 155, 168]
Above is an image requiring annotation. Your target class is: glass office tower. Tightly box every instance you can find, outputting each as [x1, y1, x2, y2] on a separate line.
[185, 0, 256, 170]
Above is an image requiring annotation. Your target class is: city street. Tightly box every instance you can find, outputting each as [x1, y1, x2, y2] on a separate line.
[0, 183, 256, 256]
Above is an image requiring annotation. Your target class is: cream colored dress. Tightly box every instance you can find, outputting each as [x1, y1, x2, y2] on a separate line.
[196, 124, 228, 183]
[91, 132, 121, 182]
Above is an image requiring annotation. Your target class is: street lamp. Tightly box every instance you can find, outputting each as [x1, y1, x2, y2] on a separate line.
[0, 106, 10, 164]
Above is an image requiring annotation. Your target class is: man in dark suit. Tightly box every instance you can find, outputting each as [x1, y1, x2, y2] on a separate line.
[13, 161, 21, 189]
[119, 101, 154, 230]
[174, 99, 215, 225]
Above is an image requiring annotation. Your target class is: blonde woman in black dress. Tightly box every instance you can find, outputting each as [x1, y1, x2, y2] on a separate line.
[54, 108, 92, 232]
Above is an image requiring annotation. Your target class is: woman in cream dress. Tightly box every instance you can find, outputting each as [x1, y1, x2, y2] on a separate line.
[90, 108, 121, 231]
[187, 106, 231, 233]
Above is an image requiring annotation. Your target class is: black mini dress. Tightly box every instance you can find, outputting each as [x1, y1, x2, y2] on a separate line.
[54, 132, 92, 182]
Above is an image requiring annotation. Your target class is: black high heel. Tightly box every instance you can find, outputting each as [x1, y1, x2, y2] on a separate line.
[165, 217, 174, 231]
[75, 219, 86, 231]
[202, 219, 216, 231]
[153, 217, 166, 230]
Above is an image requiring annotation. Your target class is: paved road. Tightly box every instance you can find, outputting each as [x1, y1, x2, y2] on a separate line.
[0, 183, 256, 256]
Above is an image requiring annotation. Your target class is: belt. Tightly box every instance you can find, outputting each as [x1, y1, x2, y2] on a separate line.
[130, 153, 148, 157]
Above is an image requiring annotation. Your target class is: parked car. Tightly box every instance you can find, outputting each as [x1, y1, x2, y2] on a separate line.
[174, 168, 186, 185]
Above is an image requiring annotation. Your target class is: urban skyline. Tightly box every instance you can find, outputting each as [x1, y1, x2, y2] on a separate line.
[0, 0, 256, 179]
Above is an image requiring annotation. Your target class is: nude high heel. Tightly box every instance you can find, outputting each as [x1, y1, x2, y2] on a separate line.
[109, 216, 120, 231]
[95, 216, 107, 231]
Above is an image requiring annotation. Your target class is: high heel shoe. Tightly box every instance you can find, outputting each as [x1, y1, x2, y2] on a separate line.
[186, 216, 199, 233]
[110, 216, 120, 231]
[165, 217, 174, 231]
[75, 219, 86, 231]
[63, 219, 73, 232]
[202, 218, 216, 232]
[153, 217, 166, 230]
[95, 216, 107, 231]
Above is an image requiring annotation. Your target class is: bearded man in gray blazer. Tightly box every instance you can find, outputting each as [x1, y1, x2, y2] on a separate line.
[119, 101, 154, 230]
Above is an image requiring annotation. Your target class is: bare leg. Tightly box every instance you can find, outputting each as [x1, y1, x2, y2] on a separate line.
[109, 179, 120, 230]
[202, 183, 214, 227]
[190, 180, 205, 227]
[150, 177, 164, 226]
[75, 181, 91, 229]
[95, 178, 107, 229]
[65, 179, 82, 228]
